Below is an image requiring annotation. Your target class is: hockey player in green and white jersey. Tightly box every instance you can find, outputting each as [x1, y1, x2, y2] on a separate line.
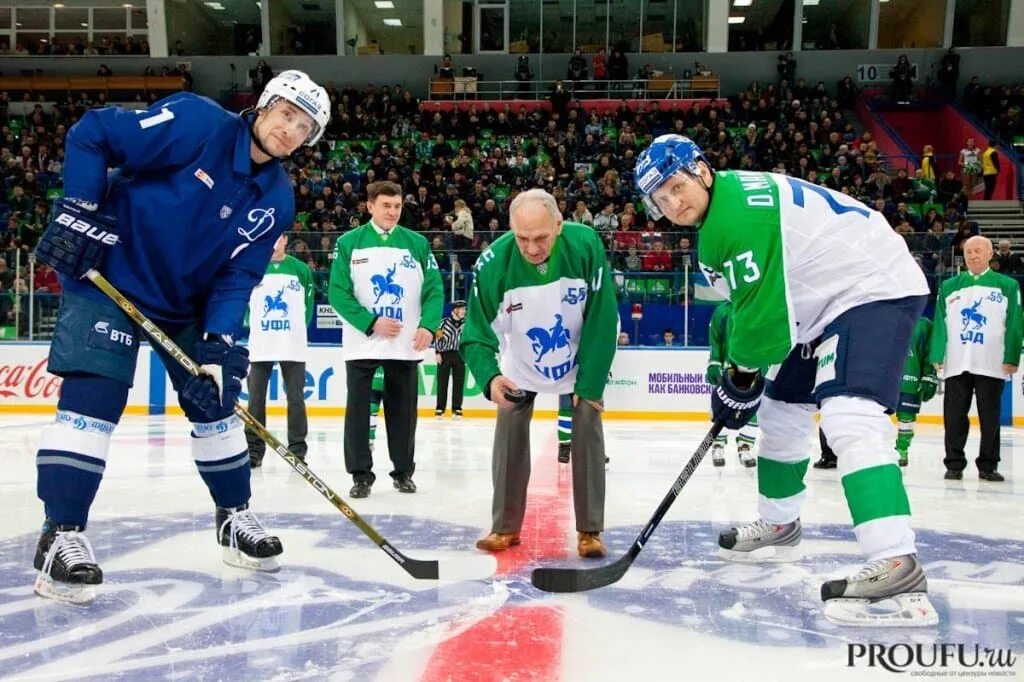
[463, 189, 618, 559]
[635, 134, 937, 627]
[895, 317, 938, 466]
[707, 301, 757, 467]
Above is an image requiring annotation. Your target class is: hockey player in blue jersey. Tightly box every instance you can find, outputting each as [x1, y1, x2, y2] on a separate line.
[31, 70, 330, 604]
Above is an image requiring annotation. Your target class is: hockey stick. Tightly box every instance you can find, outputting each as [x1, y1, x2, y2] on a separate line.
[85, 269, 496, 582]
[530, 416, 727, 593]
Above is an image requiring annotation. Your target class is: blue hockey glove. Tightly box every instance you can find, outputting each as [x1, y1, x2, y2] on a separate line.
[181, 337, 249, 418]
[35, 198, 119, 279]
[712, 368, 764, 430]
[919, 374, 938, 402]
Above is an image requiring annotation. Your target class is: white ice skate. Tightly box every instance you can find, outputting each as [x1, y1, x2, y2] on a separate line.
[34, 525, 103, 605]
[217, 505, 283, 572]
[737, 443, 756, 468]
[822, 554, 938, 627]
[711, 442, 726, 467]
[718, 518, 802, 562]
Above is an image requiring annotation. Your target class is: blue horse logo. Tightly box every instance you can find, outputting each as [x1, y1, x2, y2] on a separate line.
[372, 264, 405, 305]
[526, 314, 571, 362]
[960, 299, 987, 331]
[263, 288, 289, 317]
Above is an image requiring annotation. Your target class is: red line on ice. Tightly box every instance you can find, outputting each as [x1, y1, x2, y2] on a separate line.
[420, 438, 572, 680]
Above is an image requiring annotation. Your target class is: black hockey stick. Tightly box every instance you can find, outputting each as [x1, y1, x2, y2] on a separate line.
[86, 269, 495, 582]
[531, 416, 727, 593]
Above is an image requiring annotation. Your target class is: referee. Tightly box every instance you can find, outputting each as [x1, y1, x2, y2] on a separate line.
[435, 300, 467, 419]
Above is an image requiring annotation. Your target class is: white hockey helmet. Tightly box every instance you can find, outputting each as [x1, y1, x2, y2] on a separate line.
[256, 69, 330, 146]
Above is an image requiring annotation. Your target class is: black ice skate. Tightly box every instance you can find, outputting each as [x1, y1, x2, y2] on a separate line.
[216, 504, 283, 572]
[33, 522, 103, 605]
[557, 442, 571, 464]
[821, 554, 938, 627]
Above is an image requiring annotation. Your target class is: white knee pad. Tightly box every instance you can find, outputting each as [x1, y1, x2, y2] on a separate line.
[191, 415, 247, 462]
[819, 396, 898, 473]
[756, 397, 817, 463]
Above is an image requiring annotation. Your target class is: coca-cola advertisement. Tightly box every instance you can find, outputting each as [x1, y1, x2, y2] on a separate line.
[0, 345, 150, 409]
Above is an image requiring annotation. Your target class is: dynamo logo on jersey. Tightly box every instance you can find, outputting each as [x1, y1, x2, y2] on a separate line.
[237, 207, 276, 243]
[959, 299, 988, 345]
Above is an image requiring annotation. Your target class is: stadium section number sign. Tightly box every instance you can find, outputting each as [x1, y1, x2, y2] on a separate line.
[855, 63, 918, 83]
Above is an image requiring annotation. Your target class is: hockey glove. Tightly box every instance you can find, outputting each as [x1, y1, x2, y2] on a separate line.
[919, 374, 938, 402]
[181, 337, 250, 418]
[705, 361, 723, 386]
[35, 198, 119, 279]
[712, 368, 764, 430]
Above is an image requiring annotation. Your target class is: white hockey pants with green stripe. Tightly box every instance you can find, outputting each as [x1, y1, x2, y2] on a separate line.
[755, 395, 917, 561]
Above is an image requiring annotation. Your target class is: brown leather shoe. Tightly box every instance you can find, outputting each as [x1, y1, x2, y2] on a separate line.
[475, 532, 521, 552]
[577, 532, 607, 558]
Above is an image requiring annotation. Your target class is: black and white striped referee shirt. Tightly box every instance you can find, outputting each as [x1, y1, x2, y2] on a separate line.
[435, 317, 464, 353]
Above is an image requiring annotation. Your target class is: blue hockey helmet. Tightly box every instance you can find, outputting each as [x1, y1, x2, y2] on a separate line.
[634, 134, 710, 219]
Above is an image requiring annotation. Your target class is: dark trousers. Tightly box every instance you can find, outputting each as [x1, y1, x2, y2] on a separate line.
[246, 360, 308, 458]
[345, 358, 419, 484]
[943, 372, 1003, 473]
[983, 174, 998, 200]
[435, 351, 466, 412]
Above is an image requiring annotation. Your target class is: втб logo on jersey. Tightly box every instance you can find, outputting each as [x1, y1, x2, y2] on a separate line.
[527, 314, 575, 380]
[371, 264, 404, 321]
[960, 299, 988, 345]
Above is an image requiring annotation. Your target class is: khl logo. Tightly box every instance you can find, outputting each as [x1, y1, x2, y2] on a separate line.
[959, 298, 988, 345]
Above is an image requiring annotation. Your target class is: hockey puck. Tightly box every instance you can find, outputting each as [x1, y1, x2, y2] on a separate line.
[504, 389, 527, 403]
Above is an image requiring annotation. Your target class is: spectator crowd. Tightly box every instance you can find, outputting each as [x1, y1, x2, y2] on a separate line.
[1, 65, 1019, 342]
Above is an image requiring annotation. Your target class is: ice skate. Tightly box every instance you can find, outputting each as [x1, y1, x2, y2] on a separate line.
[718, 518, 802, 562]
[217, 504, 283, 572]
[821, 554, 938, 627]
[711, 442, 726, 467]
[737, 443, 756, 468]
[557, 442, 571, 464]
[33, 522, 103, 605]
